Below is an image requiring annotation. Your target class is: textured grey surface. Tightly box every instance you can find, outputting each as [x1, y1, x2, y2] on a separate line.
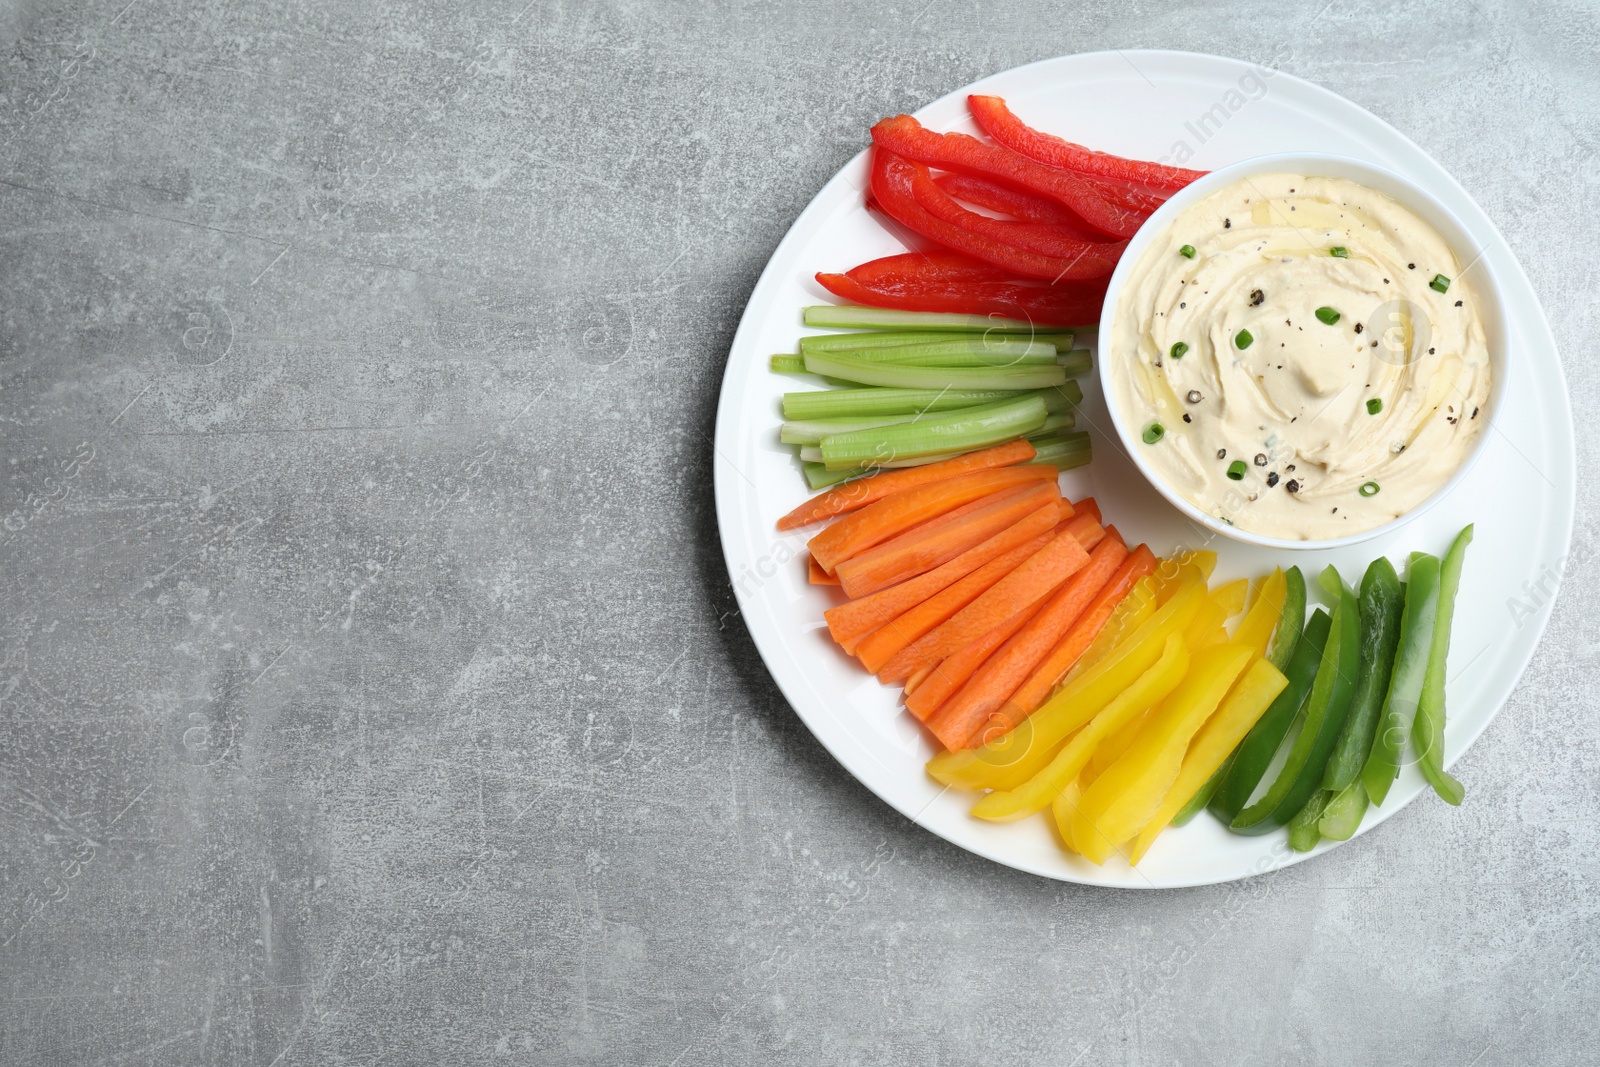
[2, 1, 1597, 1064]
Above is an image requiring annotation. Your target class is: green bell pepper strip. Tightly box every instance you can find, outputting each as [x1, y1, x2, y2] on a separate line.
[1287, 789, 1332, 852]
[1318, 779, 1370, 840]
[1230, 570, 1360, 835]
[1172, 566, 1307, 828]
[1360, 552, 1441, 806]
[1268, 566, 1307, 672]
[1208, 608, 1329, 826]
[1322, 557, 1407, 791]
[1414, 526, 1473, 806]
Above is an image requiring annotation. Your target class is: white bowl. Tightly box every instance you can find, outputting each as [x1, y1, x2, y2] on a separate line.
[1096, 153, 1509, 551]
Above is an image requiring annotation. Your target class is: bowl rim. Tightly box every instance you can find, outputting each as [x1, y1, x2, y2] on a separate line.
[1095, 151, 1509, 551]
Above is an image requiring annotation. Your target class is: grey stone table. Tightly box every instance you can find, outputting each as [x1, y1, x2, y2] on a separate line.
[2, 1, 1596, 1064]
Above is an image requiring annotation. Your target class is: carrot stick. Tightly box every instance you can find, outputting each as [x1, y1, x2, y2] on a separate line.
[854, 532, 1053, 672]
[904, 665, 933, 695]
[925, 532, 1129, 749]
[808, 464, 1058, 574]
[835, 481, 1062, 598]
[905, 597, 1054, 721]
[997, 542, 1158, 724]
[907, 518, 1109, 721]
[777, 439, 1038, 530]
[808, 555, 840, 585]
[826, 503, 1061, 652]
[876, 527, 1093, 684]
[1070, 497, 1100, 526]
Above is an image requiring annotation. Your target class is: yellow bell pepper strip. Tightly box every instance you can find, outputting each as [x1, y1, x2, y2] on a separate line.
[1168, 571, 1288, 827]
[1209, 578, 1249, 620]
[1322, 557, 1406, 792]
[970, 634, 1189, 822]
[1208, 608, 1329, 824]
[926, 568, 1207, 791]
[1230, 569, 1360, 835]
[1051, 779, 1084, 854]
[1414, 525, 1473, 805]
[1129, 656, 1289, 863]
[1082, 708, 1151, 785]
[1073, 642, 1257, 864]
[1361, 552, 1441, 806]
[1055, 553, 1196, 690]
[1318, 778, 1370, 840]
[1286, 789, 1332, 852]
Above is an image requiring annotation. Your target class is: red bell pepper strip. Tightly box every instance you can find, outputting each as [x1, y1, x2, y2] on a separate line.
[932, 173, 1099, 232]
[870, 149, 1121, 281]
[870, 115, 1144, 239]
[814, 271, 1107, 328]
[845, 249, 1015, 287]
[967, 95, 1207, 194]
[909, 165, 1127, 268]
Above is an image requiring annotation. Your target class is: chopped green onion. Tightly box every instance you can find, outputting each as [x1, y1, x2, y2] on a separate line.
[817, 396, 1048, 466]
[1430, 274, 1451, 293]
[782, 387, 1035, 421]
[1366, 398, 1383, 415]
[1330, 246, 1349, 258]
[1170, 341, 1189, 360]
[1179, 244, 1196, 259]
[1235, 329, 1254, 350]
[1359, 481, 1380, 497]
[1315, 307, 1341, 325]
[1142, 423, 1165, 445]
[802, 306, 1088, 333]
[1226, 460, 1248, 480]
[1026, 431, 1093, 470]
[802, 350, 1068, 391]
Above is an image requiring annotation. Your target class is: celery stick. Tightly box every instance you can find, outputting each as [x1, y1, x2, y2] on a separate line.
[1027, 412, 1076, 437]
[800, 447, 967, 470]
[1027, 431, 1093, 469]
[803, 462, 862, 490]
[818, 396, 1047, 466]
[803, 305, 1092, 333]
[1056, 349, 1093, 378]
[1039, 381, 1083, 413]
[800, 330, 993, 352]
[781, 387, 1034, 421]
[769, 354, 807, 373]
[780, 413, 923, 446]
[801, 337, 1058, 365]
[803, 351, 1067, 390]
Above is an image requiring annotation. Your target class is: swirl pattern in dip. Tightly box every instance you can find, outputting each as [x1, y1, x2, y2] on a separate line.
[1109, 173, 1491, 540]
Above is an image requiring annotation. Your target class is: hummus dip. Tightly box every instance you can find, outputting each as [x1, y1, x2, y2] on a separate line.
[1109, 173, 1491, 540]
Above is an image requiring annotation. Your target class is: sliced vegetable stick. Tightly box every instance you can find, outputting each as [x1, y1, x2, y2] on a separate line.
[1070, 497, 1100, 526]
[825, 502, 1059, 650]
[903, 665, 933, 695]
[808, 465, 1058, 573]
[1004, 544, 1157, 718]
[835, 481, 1062, 597]
[854, 533, 1053, 672]
[776, 440, 1036, 530]
[906, 596, 1056, 722]
[927, 531, 1129, 748]
[878, 527, 1092, 686]
[906, 517, 1108, 721]
[808, 555, 840, 586]
[1127, 657, 1289, 865]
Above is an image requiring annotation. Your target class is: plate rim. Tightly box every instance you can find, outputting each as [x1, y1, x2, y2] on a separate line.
[712, 48, 1577, 888]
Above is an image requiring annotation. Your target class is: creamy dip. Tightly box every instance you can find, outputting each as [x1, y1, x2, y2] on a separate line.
[1109, 173, 1492, 540]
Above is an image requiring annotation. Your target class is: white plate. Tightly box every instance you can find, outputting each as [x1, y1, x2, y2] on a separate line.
[712, 50, 1575, 888]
